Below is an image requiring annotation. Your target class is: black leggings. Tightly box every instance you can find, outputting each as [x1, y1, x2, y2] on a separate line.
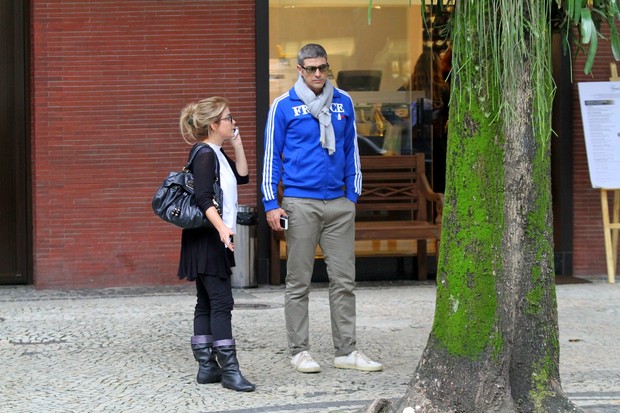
[193, 274, 234, 341]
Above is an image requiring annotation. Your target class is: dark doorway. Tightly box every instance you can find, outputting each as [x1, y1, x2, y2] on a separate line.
[0, 0, 31, 285]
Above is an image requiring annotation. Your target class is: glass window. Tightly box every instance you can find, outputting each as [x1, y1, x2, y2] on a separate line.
[269, 1, 451, 188]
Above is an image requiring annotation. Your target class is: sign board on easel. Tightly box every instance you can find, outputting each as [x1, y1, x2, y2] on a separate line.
[577, 66, 620, 283]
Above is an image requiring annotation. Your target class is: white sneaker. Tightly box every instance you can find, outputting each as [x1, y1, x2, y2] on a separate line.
[291, 351, 321, 373]
[334, 350, 383, 372]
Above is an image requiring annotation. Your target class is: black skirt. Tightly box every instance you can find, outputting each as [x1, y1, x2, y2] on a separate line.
[177, 227, 235, 281]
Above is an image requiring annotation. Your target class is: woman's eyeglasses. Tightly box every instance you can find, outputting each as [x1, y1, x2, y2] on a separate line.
[219, 114, 234, 123]
[300, 63, 330, 74]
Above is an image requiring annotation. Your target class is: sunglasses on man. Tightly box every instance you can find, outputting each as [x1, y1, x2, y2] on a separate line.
[300, 63, 330, 74]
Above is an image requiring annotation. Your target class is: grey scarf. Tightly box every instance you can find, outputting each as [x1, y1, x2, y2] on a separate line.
[294, 75, 335, 155]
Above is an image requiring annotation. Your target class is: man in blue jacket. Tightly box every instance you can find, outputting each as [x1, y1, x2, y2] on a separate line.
[261, 43, 382, 374]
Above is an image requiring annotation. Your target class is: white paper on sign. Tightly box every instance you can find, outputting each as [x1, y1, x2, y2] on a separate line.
[577, 81, 620, 189]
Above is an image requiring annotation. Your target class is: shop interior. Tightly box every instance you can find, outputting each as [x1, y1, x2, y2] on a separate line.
[268, 1, 453, 280]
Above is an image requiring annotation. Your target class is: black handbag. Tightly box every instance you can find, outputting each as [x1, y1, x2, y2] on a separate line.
[152, 144, 223, 229]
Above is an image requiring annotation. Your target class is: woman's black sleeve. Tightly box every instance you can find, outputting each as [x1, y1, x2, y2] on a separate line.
[192, 149, 217, 213]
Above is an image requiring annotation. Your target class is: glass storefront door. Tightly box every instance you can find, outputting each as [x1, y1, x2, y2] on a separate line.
[263, 1, 454, 282]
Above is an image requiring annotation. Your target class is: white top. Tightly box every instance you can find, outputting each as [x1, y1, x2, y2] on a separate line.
[208, 143, 238, 233]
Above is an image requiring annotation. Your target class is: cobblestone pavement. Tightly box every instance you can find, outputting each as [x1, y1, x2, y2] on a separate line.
[0, 279, 618, 413]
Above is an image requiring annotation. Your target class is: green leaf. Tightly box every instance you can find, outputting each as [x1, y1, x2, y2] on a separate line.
[584, 23, 599, 74]
[580, 8, 594, 44]
[610, 17, 620, 60]
[571, 0, 584, 25]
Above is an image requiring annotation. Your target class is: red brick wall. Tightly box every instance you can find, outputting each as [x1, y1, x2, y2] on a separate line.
[31, 1, 257, 288]
[571, 24, 620, 277]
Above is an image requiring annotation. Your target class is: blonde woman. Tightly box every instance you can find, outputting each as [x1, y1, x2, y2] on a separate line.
[178, 97, 254, 392]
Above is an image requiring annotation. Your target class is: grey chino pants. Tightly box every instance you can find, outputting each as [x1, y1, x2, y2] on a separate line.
[281, 196, 357, 357]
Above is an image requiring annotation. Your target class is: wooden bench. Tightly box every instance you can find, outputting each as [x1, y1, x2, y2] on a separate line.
[269, 153, 443, 284]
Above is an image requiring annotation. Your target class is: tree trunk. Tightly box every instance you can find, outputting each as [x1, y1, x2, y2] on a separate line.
[365, 2, 585, 412]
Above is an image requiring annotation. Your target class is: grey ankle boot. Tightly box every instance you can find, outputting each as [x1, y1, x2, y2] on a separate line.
[191, 335, 221, 384]
[213, 339, 255, 392]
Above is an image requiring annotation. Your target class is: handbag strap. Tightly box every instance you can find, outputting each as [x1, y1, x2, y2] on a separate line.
[185, 143, 220, 180]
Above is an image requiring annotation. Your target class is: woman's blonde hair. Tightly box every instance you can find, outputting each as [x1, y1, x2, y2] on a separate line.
[179, 96, 229, 144]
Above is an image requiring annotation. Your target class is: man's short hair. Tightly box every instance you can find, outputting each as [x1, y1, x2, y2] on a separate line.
[298, 44, 328, 65]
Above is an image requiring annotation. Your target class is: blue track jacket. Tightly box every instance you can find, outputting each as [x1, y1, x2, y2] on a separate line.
[261, 86, 362, 212]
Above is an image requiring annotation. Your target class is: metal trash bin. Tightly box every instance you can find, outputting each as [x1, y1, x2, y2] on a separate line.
[231, 205, 258, 288]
